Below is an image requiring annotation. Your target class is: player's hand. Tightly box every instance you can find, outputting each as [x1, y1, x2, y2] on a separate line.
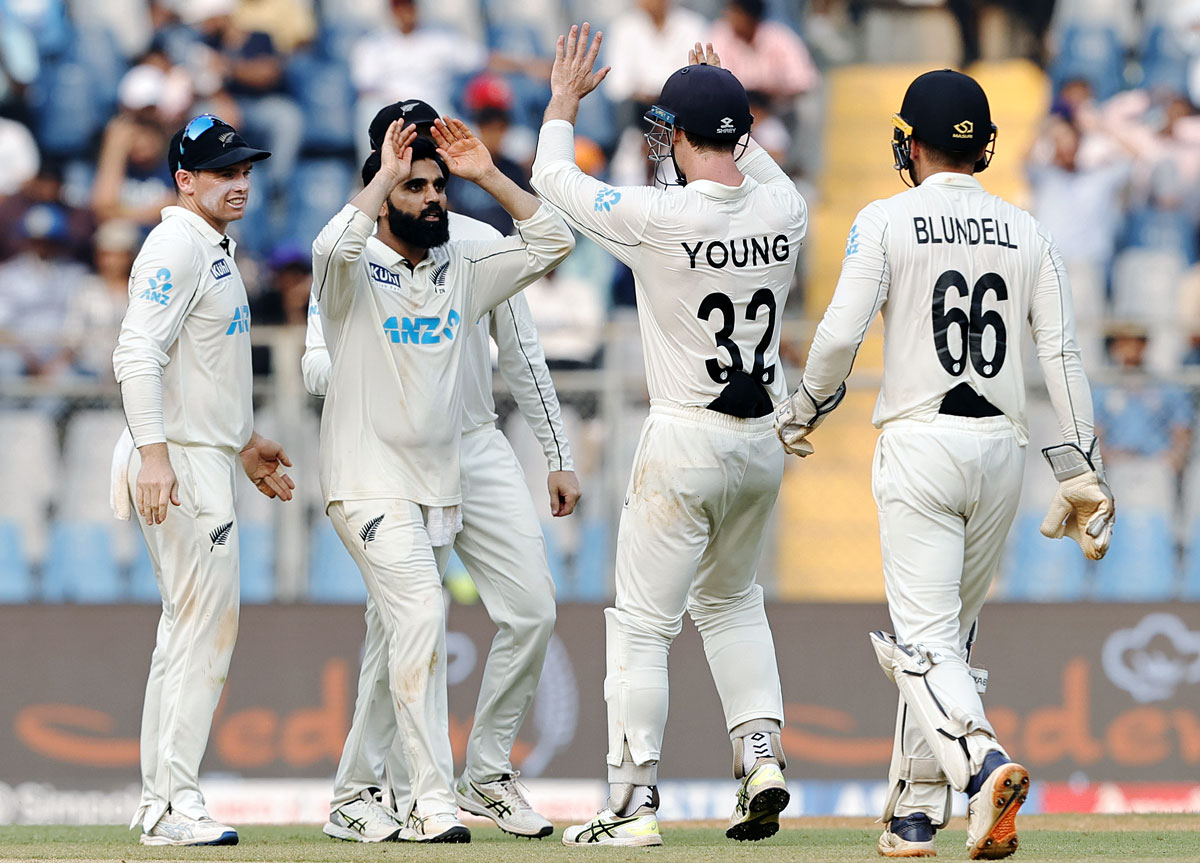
[240, 432, 295, 501]
[551, 22, 609, 103]
[378, 119, 419, 187]
[431, 117, 495, 183]
[136, 443, 180, 525]
[688, 41, 722, 68]
[1039, 472, 1114, 560]
[548, 470, 582, 517]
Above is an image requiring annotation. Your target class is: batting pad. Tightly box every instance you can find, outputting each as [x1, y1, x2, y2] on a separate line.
[870, 631, 998, 790]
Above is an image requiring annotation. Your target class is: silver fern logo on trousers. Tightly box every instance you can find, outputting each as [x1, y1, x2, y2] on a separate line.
[209, 521, 233, 551]
[360, 514, 385, 548]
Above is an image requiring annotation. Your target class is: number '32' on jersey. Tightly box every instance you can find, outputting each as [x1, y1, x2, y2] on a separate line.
[802, 172, 1095, 448]
[532, 122, 807, 415]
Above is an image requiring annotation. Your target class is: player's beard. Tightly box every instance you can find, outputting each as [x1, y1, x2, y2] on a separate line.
[386, 200, 450, 249]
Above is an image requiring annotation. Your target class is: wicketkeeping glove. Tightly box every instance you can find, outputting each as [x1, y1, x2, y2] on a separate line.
[774, 381, 846, 458]
[1039, 440, 1115, 560]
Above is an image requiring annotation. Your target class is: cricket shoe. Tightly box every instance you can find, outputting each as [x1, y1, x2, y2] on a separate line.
[323, 787, 403, 842]
[966, 760, 1029, 859]
[455, 772, 553, 838]
[140, 811, 238, 846]
[877, 813, 937, 857]
[400, 810, 471, 843]
[562, 803, 663, 847]
[726, 760, 790, 841]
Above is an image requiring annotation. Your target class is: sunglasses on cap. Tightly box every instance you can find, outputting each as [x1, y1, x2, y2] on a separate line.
[179, 114, 225, 156]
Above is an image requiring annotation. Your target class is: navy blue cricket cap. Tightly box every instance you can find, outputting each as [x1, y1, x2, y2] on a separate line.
[369, 99, 440, 150]
[645, 64, 753, 139]
[895, 69, 993, 153]
[169, 114, 270, 173]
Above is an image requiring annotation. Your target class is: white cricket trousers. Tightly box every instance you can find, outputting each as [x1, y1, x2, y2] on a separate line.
[327, 497, 457, 817]
[331, 426, 557, 809]
[873, 415, 1023, 817]
[606, 403, 785, 776]
[128, 442, 240, 833]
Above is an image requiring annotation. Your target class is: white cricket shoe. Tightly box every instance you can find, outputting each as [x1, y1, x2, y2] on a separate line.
[562, 806, 663, 847]
[966, 761, 1029, 860]
[323, 787, 403, 842]
[400, 810, 471, 843]
[726, 761, 789, 841]
[139, 811, 238, 846]
[455, 773, 553, 838]
[878, 813, 937, 857]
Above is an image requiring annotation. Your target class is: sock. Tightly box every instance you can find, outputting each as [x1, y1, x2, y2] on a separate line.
[742, 731, 775, 775]
[965, 750, 1010, 798]
[614, 785, 656, 816]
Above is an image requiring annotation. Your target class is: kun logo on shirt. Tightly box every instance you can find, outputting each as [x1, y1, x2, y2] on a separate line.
[913, 216, 1018, 249]
[370, 263, 403, 291]
[211, 259, 232, 280]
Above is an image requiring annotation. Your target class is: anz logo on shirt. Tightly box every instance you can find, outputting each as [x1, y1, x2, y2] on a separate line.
[226, 305, 250, 335]
[138, 268, 174, 306]
[383, 309, 461, 345]
[594, 187, 621, 212]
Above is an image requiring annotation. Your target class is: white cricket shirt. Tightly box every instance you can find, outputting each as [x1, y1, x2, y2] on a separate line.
[801, 172, 1095, 447]
[312, 202, 573, 507]
[302, 212, 574, 473]
[532, 120, 807, 415]
[113, 206, 253, 449]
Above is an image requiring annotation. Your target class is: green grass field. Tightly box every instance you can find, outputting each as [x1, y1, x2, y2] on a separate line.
[1, 816, 1198, 863]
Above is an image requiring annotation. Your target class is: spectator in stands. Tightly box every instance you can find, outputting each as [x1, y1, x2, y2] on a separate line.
[350, 0, 489, 155]
[605, 0, 709, 129]
[0, 163, 95, 264]
[1094, 324, 1194, 482]
[183, 0, 303, 201]
[233, 0, 317, 54]
[0, 116, 38, 197]
[0, 203, 89, 380]
[248, 240, 312, 375]
[446, 74, 532, 235]
[91, 78, 177, 229]
[64, 219, 141, 382]
[1027, 114, 1131, 339]
[706, 0, 819, 109]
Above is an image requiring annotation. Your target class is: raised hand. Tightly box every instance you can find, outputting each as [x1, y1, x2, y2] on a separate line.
[688, 41, 722, 68]
[431, 117, 496, 183]
[551, 22, 610, 103]
[379, 119, 419, 186]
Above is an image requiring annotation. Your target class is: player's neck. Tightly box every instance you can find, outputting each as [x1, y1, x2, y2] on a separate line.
[176, 194, 230, 235]
[678, 152, 744, 187]
[377, 225, 429, 268]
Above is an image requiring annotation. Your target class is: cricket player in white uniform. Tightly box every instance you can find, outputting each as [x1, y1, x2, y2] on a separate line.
[305, 100, 580, 843]
[775, 70, 1115, 860]
[313, 117, 573, 843]
[532, 32, 805, 845]
[112, 115, 295, 846]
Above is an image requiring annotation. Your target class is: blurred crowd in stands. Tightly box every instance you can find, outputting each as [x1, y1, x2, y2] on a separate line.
[5, 0, 1200, 601]
[0, 0, 823, 391]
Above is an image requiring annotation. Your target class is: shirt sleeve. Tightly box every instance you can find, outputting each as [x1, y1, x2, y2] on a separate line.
[460, 203, 575, 323]
[112, 230, 204, 445]
[301, 289, 331, 397]
[801, 203, 891, 402]
[1029, 227, 1097, 447]
[736, 143, 797, 193]
[531, 119, 654, 268]
[312, 204, 375, 321]
[491, 292, 574, 472]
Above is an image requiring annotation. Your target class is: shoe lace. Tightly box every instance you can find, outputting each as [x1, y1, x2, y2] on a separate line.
[494, 773, 534, 811]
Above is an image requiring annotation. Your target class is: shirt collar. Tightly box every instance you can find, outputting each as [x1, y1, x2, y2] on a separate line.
[920, 172, 983, 190]
[160, 206, 235, 252]
[367, 235, 449, 273]
[683, 176, 755, 200]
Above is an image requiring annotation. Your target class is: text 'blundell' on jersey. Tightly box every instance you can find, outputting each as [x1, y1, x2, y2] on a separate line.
[912, 216, 1018, 249]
